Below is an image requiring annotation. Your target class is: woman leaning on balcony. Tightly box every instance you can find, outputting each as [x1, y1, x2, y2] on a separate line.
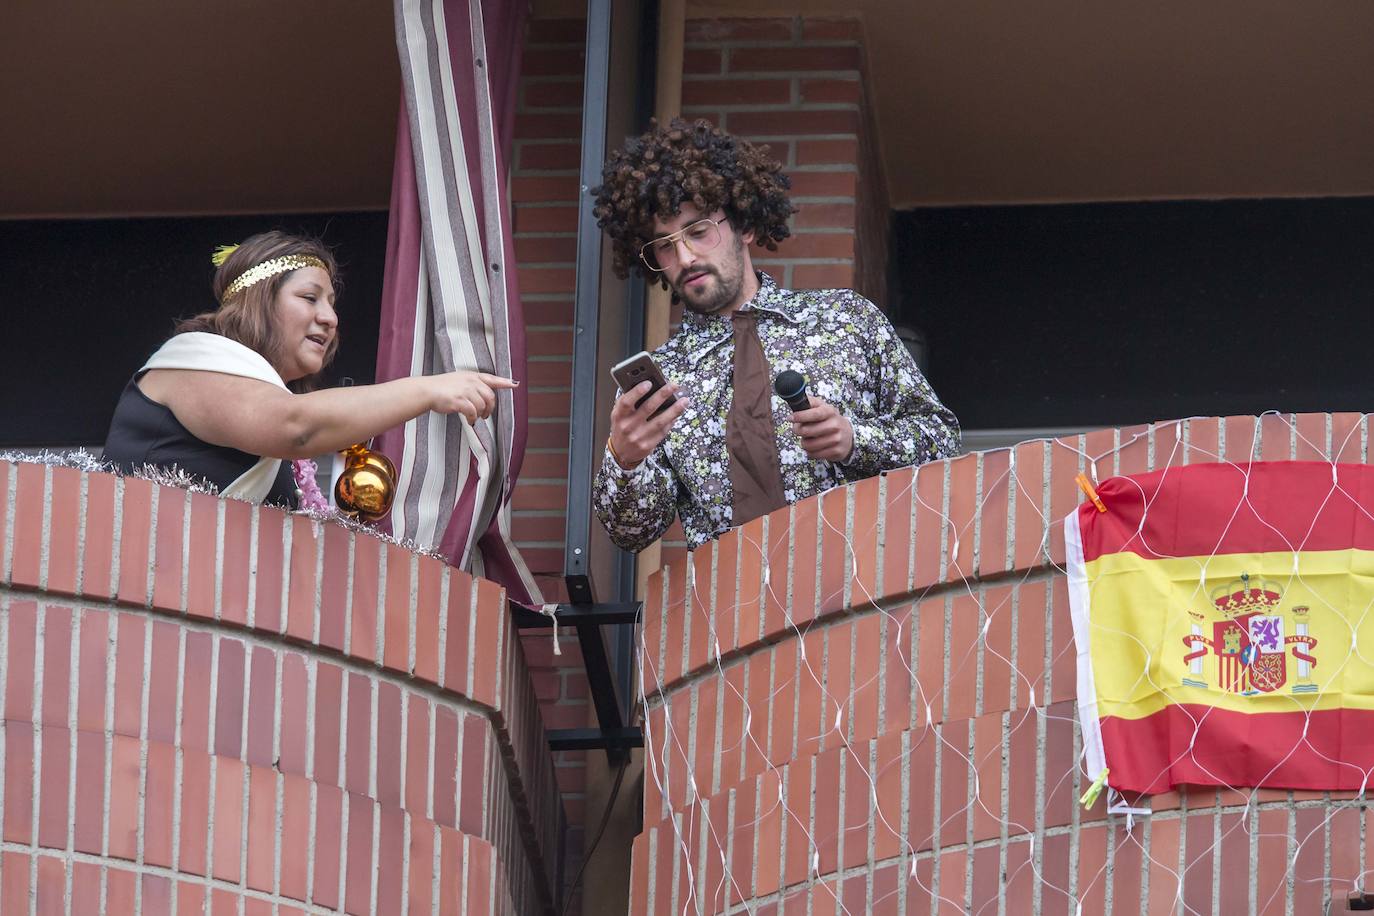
[102, 230, 514, 509]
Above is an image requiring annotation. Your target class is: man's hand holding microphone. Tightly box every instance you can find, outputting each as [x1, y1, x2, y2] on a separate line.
[775, 370, 854, 463]
[605, 362, 853, 471]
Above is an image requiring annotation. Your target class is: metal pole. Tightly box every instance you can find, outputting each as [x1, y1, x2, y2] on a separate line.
[563, 0, 614, 606]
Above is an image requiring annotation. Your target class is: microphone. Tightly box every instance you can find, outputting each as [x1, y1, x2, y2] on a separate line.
[773, 370, 811, 412]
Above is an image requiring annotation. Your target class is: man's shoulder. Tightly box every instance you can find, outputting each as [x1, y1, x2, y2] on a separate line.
[783, 285, 885, 323]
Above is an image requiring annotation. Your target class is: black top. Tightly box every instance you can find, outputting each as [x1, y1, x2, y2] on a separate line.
[102, 377, 298, 508]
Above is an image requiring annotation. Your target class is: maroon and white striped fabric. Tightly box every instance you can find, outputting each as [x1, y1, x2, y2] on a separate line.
[376, 0, 540, 604]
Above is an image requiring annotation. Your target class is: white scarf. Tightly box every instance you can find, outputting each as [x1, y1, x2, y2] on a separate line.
[140, 332, 289, 503]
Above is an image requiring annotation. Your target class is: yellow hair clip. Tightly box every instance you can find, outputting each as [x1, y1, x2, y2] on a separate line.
[211, 244, 240, 267]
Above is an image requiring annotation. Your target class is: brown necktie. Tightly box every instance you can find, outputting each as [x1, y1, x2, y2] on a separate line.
[726, 310, 787, 525]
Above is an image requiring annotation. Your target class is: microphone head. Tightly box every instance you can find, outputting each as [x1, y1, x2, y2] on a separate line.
[774, 369, 806, 399]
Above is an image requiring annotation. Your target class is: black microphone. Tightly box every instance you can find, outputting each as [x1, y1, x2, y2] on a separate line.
[773, 370, 811, 412]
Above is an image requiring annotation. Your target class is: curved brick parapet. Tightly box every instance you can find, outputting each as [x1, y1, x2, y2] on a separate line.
[0, 462, 563, 914]
[630, 414, 1371, 914]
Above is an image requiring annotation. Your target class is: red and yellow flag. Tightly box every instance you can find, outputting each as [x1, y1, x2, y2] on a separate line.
[1066, 460, 1374, 795]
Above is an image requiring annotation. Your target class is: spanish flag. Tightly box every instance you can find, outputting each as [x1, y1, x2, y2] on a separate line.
[1066, 461, 1374, 795]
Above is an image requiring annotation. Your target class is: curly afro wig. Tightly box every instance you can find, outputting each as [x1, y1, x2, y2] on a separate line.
[592, 118, 796, 283]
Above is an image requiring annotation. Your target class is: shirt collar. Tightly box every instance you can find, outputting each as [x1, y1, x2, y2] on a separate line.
[679, 272, 801, 330]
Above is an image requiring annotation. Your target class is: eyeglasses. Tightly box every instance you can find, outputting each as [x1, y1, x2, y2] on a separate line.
[639, 218, 724, 272]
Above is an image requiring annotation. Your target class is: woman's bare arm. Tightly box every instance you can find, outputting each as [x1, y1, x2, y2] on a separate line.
[138, 369, 516, 460]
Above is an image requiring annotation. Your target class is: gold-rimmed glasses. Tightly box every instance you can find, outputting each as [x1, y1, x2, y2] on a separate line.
[639, 218, 724, 272]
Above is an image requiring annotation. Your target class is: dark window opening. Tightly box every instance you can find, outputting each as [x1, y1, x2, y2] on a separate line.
[890, 197, 1374, 431]
[1, 212, 388, 447]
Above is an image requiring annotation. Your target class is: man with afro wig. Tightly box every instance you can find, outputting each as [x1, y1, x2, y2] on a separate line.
[591, 118, 959, 554]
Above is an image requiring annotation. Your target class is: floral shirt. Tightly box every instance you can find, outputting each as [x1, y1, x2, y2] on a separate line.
[593, 273, 961, 553]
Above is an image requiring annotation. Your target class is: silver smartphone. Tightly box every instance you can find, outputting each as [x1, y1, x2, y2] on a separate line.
[611, 351, 677, 417]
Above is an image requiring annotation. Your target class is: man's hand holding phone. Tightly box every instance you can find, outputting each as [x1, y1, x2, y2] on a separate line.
[607, 352, 687, 470]
[608, 379, 686, 469]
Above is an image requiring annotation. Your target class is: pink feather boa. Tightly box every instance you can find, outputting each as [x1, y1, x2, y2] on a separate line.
[291, 458, 335, 514]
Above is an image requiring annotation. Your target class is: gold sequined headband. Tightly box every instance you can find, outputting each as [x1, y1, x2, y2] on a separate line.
[212, 244, 328, 302]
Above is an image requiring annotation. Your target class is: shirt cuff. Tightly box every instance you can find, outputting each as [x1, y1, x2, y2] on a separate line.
[601, 446, 647, 483]
[839, 421, 881, 476]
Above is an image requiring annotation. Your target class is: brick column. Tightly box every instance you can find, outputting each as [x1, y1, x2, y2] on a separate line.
[510, 17, 586, 599]
[0, 463, 564, 914]
[509, 19, 597, 910]
[682, 17, 888, 304]
[629, 413, 1369, 914]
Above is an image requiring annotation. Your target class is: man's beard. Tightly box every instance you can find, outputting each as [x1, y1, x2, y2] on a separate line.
[674, 243, 744, 315]
[675, 267, 732, 314]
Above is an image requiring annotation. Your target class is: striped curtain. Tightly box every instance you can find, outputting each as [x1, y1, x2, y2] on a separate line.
[377, 0, 541, 604]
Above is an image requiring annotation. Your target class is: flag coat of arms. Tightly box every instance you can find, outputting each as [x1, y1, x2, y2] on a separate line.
[1065, 460, 1374, 795]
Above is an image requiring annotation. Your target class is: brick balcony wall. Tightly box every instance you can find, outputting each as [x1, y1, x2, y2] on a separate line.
[0, 463, 564, 914]
[629, 413, 1372, 914]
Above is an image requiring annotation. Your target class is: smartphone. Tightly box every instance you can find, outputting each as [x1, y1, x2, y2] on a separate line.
[611, 351, 677, 417]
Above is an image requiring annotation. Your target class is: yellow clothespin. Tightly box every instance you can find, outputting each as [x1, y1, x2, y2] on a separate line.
[1076, 473, 1107, 513]
[1080, 768, 1110, 808]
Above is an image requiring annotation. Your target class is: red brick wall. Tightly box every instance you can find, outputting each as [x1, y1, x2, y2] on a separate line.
[510, 17, 596, 911]
[629, 413, 1369, 914]
[0, 462, 563, 914]
[511, 16, 585, 600]
[681, 17, 882, 299]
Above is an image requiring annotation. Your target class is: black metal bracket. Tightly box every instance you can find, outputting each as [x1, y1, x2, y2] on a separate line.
[511, 602, 642, 629]
[547, 727, 644, 753]
[512, 602, 644, 765]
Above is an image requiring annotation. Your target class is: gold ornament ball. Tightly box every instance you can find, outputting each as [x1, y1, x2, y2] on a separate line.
[334, 444, 397, 522]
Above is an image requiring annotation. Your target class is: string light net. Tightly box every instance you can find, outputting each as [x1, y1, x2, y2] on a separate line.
[630, 413, 1374, 916]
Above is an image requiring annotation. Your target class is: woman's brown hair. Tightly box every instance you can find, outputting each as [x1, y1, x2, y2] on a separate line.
[176, 230, 342, 392]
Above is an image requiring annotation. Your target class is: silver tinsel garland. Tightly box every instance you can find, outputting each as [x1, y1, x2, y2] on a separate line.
[0, 450, 446, 561]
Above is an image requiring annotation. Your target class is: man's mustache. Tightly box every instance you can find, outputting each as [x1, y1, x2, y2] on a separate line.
[675, 267, 716, 288]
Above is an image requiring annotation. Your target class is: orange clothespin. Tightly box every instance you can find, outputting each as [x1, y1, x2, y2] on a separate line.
[1076, 472, 1107, 513]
